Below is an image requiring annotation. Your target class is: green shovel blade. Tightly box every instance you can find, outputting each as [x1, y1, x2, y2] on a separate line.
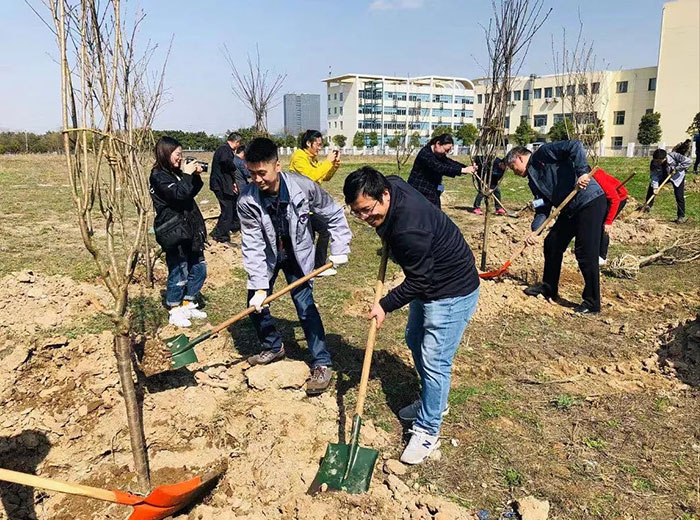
[311, 442, 378, 494]
[164, 333, 203, 369]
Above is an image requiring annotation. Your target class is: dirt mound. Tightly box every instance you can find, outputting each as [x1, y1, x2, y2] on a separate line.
[657, 314, 700, 387]
[0, 270, 108, 337]
[609, 217, 673, 246]
[344, 271, 406, 318]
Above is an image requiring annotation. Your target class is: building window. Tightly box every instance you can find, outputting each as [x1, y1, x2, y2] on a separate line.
[522, 89, 530, 101]
[485, 93, 490, 103]
[614, 111, 625, 125]
[646, 108, 654, 115]
[513, 90, 521, 101]
[533, 114, 547, 127]
[476, 118, 481, 127]
[340, 92, 344, 101]
[328, 108, 331, 115]
[521, 115, 527, 122]
[334, 107, 337, 114]
[505, 116, 510, 129]
[477, 94, 483, 103]
[648, 77, 656, 91]
[611, 136, 623, 148]
[566, 84, 575, 96]
[328, 122, 331, 129]
[334, 122, 337, 128]
[544, 87, 553, 98]
[328, 94, 331, 101]
[616, 81, 628, 93]
[591, 82, 600, 94]
[334, 93, 337, 100]
[533, 88, 542, 99]
[340, 107, 343, 115]
[340, 121, 343, 130]
[578, 84, 588, 95]
[555, 86, 564, 97]
[553, 113, 564, 124]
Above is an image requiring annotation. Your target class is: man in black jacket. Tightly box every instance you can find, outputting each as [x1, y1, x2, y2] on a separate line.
[344, 167, 480, 465]
[505, 141, 606, 314]
[210, 132, 243, 242]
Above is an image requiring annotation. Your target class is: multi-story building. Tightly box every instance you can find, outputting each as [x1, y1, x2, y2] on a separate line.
[322, 74, 475, 146]
[472, 67, 658, 151]
[471, 0, 698, 152]
[283, 93, 321, 136]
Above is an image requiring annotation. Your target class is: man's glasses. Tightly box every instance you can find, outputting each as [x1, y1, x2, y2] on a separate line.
[349, 200, 378, 219]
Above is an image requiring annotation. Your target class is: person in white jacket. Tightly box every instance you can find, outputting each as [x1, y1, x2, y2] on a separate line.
[642, 146, 692, 223]
[237, 137, 352, 395]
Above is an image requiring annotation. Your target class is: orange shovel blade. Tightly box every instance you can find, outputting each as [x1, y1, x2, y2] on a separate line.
[479, 260, 512, 280]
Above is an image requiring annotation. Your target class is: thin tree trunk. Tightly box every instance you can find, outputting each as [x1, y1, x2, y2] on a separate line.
[481, 195, 492, 271]
[143, 217, 154, 288]
[114, 333, 150, 492]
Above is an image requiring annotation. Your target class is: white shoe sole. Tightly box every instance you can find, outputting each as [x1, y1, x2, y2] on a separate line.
[318, 269, 337, 277]
[400, 439, 441, 465]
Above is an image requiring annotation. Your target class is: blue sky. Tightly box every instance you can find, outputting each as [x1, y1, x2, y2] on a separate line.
[0, 0, 667, 134]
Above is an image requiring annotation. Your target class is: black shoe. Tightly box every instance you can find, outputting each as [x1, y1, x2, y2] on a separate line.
[573, 304, 599, 315]
[673, 217, 688, 224]
[248, 345, 285, 366]
[524, 284, 557, 300]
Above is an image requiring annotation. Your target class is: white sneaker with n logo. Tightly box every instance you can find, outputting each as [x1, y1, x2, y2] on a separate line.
[400, 427, 440, 465]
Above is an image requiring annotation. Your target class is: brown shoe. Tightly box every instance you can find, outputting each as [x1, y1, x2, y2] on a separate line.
[306, 366, 333, 396]
[248, 344, 285, 366]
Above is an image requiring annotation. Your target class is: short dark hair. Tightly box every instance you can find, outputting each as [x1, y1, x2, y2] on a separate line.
[245, 137, 278, 164]
[235, 145, 246, 155]
[227, 132, 242, 143]
[300, 129, 323, 150]
[652, 148, 667, 161]
[505, 146, 531, 165]
[428, 133, 454, 146]
[153, 136, 182, 173]
[343, 166, 391, 204]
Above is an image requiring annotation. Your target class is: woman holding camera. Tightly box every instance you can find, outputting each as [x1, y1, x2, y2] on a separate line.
[149, 136, 208, 327]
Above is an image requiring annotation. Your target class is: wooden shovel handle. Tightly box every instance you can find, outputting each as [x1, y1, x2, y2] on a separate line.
[210, 262, 334, 336]
[617, 170, 636, 189]
[0, 468, 120, 504]
[354, 244, 390, 416]
[641, 170, 674, 208]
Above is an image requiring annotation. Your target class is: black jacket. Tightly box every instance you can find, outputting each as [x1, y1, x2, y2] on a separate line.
[149, 168, 207, 252]
[376, 176, 479, 313]
[407, 144, 465, 207]
[210, 144, 237, 195]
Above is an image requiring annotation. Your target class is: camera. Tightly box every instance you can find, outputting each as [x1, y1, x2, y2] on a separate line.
[185, 156, 209, 172]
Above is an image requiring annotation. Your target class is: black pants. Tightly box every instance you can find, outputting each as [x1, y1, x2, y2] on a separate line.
[211, 191, 239, 241]
[599, 199, 627, 260]
[473, 178, 503, 210]
[645, 179, 685, 218]
[314, 228, 330, 269]
[694, 154, 699, 173]
[542, 195, 606, 311]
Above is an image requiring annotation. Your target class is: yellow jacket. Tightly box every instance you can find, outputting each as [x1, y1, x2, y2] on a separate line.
[288, 148, 338, 183]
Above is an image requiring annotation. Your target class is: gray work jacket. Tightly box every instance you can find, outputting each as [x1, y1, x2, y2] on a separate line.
[237, 171, 351, 290]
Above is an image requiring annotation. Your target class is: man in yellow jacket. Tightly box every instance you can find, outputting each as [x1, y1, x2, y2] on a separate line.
[289, 129, 341, 275]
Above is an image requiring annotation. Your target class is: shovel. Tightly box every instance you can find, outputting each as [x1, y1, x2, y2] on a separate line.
[0, 467, 222, 520]
[310, 244, 390, 494]
[629, 169, 674, 218]
[479, 184, 583, 280]
[166, 262, 334, 369]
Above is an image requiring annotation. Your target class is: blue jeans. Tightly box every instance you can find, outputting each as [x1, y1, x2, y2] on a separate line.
[405, 287, 480, 435]
[165, 248, 207, 307]
[247, 254, 331, 368]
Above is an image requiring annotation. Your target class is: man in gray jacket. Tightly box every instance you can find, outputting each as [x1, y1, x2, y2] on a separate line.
[506, 140, 606, 314]
[237, 137, 351, 395]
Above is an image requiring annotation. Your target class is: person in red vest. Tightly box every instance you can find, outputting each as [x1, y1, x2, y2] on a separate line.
[593, 169, 628, 266]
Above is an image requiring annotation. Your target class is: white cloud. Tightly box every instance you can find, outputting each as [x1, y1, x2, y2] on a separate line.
[369, 0, 424, 11]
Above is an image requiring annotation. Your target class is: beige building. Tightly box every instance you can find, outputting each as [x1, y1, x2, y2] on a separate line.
[654, 0, 700, 146]
[471, 0, 698, 153]
[473, 67, 658, 152]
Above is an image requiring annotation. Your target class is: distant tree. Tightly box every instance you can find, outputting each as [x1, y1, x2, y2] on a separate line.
[283, 134, 296, 148]
[637, 112, 662, 146]
[431, 125, 453, 138]
[686, 112, 700, 137]
[322, 137, 329, 147]
[368, 131, 379, 147]
[455, 124, 478, 146]
[332, 134, 347, 148]
[387, 131, 421, 172]
[352, 131, 366, 148]
[513, 119, 536, 145]
[548, 118, 575, 141]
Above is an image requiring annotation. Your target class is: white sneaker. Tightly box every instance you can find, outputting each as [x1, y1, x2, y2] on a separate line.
[398, 399, 450, 422]
[168, 306, 191, 328]
[400, 427, 441, 465]
[598, 257, 607, 266]
[318, 268, 337, 277]
[183, 301, 207, 320]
